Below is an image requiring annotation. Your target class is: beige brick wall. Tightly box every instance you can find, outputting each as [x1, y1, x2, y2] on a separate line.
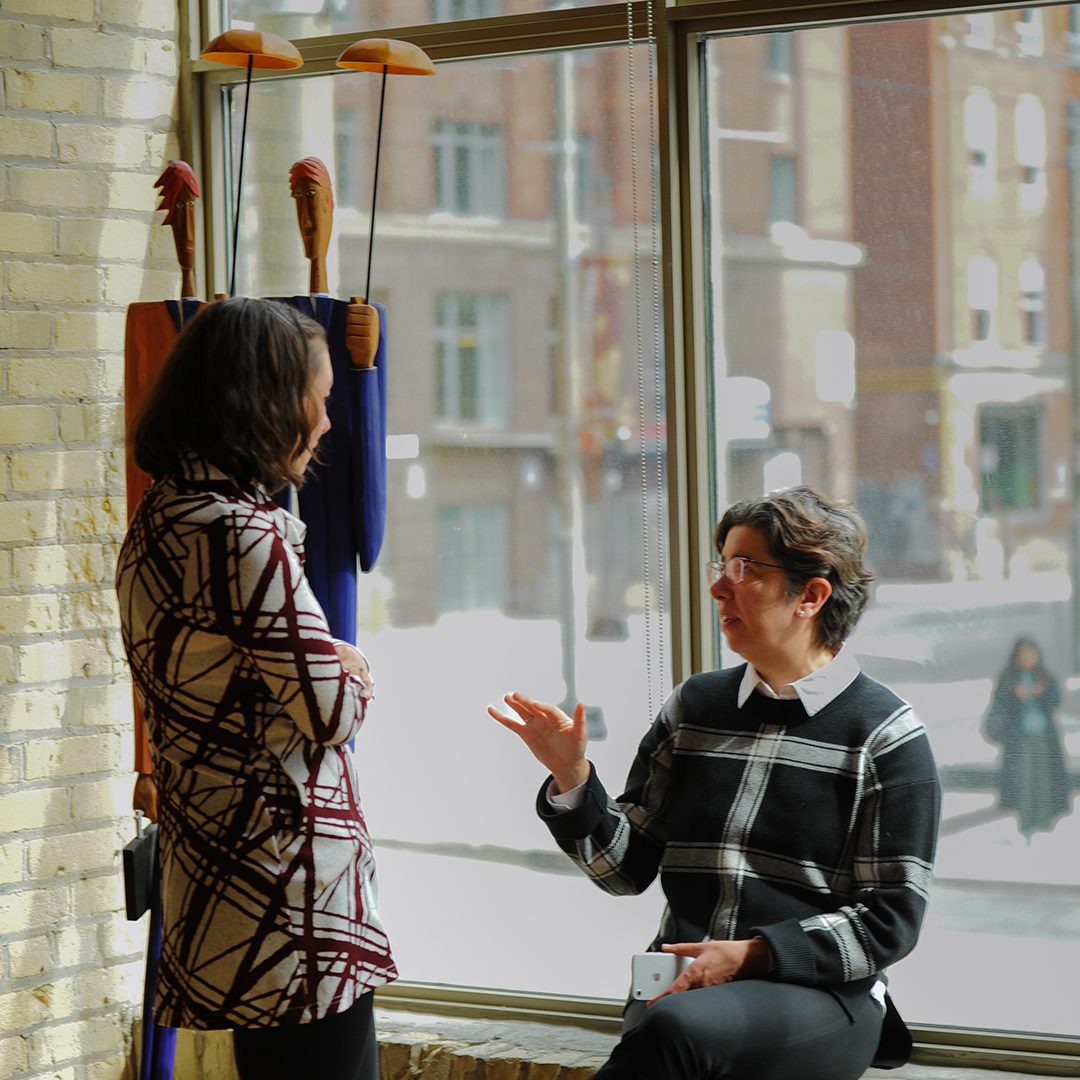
[1, 1, 181, 1075]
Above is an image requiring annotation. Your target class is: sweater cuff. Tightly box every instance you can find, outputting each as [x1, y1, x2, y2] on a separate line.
[750, 917, 818, 984]
[535, 762, 607, 838]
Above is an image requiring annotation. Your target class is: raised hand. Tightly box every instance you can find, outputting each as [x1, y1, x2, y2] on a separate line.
[488, 692, 590, 793]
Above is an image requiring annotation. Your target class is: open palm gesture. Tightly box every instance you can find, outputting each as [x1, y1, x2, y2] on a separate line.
[488, 692, 590, 793]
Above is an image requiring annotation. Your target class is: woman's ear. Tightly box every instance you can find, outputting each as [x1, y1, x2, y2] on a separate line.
[797, 577, 832, 618]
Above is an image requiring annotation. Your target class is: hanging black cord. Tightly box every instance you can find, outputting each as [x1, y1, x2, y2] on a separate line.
[364, 65, 388, 303]
[229, 54, 254, 298]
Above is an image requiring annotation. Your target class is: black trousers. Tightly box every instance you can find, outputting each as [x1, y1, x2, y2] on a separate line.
[232, 991, 378, 1080]
[594, 980, 884, 1080]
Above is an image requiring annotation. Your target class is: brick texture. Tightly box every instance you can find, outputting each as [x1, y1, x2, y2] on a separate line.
[0, 2, 180, 1074]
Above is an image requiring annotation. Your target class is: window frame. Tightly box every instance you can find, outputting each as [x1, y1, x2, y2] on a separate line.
[183, 0, 1080, 1069]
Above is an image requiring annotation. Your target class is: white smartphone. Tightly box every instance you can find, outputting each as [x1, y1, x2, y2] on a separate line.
[631, 952, 691, 1000]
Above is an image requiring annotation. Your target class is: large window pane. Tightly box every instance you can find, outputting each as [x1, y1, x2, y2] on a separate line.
[704, 10, 1079, 1038]
[225, 45, 668, 996]
[220, 0, 623, 41]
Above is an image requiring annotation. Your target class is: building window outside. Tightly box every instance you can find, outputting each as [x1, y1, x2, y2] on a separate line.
[767, 31, 795, 76]
[964, 10, 995, 46]
[980, 405, 1042, 510]
[769, 154, 799, 224]
[437, 503, 510, 612]
[1015, 94, 1047, 211]
[968, 253, 999, 342]
[432, 0, 501, 18]
[334, 104, 366, 210]
[435, 292, 510, 425]
[964, 90, 997, 198]
[1019, 257, 1046, 347]
[1068, 5, 1080, 60]
[1017, 7, 1045, 55]
[433, 120, 506, 217]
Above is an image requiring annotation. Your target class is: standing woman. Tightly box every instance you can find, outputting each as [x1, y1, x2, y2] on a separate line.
[490, 487, 940, 1080]
[116, 298, 396, 1080]
[985, 637, 1071, 839]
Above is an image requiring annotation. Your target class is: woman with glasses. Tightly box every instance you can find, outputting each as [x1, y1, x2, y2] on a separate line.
[490, 486, 939, 1080]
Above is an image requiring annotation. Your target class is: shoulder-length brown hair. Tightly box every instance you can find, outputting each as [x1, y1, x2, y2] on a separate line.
[715, 486, 876, 650]
[132, 297, 326, 492]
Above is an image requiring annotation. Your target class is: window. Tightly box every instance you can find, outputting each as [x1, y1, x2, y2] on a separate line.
[1017, 7, 1045, 54]
[432, 0, 500, 17]
[767, 31, 795, 76]
[768, 154, 798, 224]
[437, 504, 509, 612]
[1068, 5, 1080, 60]
[434, 292, 509, 425]
[980, 405, 1041, 510]
[432, 120, 506, 217]
[1019, 257, 1046, 347]
[333, 104, 365, 210]
[964, 10, 995, 46]
[964, 89, 997, 198]
[1015, 94, 1047, 211]
[968, 253, 999, 342]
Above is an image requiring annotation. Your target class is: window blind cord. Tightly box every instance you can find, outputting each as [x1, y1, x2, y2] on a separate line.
[628, 0, 665, 723]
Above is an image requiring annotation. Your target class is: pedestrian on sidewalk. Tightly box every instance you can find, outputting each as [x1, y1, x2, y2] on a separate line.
[984, 637, 1071, 841]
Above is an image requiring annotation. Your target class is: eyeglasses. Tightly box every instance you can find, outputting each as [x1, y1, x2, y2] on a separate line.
[706, 556, 791, 585]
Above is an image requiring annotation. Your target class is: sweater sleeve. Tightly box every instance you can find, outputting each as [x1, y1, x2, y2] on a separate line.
[752, 707, 940, 985]
[537, 690, 680, 896]
[207, 509, 368, 747]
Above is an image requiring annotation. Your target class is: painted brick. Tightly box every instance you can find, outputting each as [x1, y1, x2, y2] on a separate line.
[7, 356, 107, 400]
[58, 217, 152, 261]
[0, 977, 73, 1031]
[0, 592, 62, 635]
[31, 1015, 121, 1070]
[85, 1051, 134, 1080]
[76, 962, 142, 1012]
[0, 212, 55, 255]
[148, 220, 183, 260]
[7, 262, 100, 306]
[54, 311, 125, 352]
[59, 589, 121, 632]
[0, 404, 58, 444]
[102, 0, 177, 32]
[0, 310, 52, 350]
[73, 873, 124, 919]
[0, 500, 57, 543]
[102, 353, 125, 397]
[66, 682, 133, 729]
[55, 925, 99, 968]
[0, 21, 45, 62]
[51, 28, 143, 73]
[0, 646, 15, 686]
[0, 551, 12, 589]
[143, 39, 178, 78]
[3, 0, 94, 18]
[4, 69, 101, 116]
[7, 935, 51, 980]
[103, 264, 178, 305]
[24, 733, 119, 780]
[103, 76, 178, 121]
[105, 170, 160, 212]
[0, 114, 54, 159]
[0, 1035, 30, 1077]
[8, 166, 107, 210]
[70, 776, 129, 822]
[18, 638, 114, 683]
[0, 690, 64, 732]
[57, 125, 147, 170]
[57, 497, 124, 541]
[0, 841, 23, 885]
[0, 745, 22, 785]
[147, 130, 181, 165]
[10, 449, 106, 493]
[59, 402, 124, 443]
[0, 787, 70, 834]
[12, 543, 107, 588]
[25, 826, 118, 878]
[100, 918, 144, 962]
[0, 885, 71, 937]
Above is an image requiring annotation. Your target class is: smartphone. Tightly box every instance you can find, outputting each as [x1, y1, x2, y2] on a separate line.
[631, 952, 690, 1000]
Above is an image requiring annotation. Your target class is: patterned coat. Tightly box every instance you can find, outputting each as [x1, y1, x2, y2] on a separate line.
[116, 456, 396, 1030]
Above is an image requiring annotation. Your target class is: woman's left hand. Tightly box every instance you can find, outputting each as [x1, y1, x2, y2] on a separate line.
[335, 642, 374, 699]
[651, 939, 773, 1003]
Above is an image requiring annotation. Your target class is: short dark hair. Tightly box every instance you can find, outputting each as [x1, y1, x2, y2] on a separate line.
[715, 486, 875, 650]
[131, 297, 326, 492]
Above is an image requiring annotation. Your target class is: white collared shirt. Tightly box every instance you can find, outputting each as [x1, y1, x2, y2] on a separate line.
[736, 642, 860, 716]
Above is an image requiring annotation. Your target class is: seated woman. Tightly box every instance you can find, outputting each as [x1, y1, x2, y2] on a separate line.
[490, 486, 939, 1080]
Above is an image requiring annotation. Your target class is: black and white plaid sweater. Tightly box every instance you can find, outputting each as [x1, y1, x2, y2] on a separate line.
[537, 665, 940, 991]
